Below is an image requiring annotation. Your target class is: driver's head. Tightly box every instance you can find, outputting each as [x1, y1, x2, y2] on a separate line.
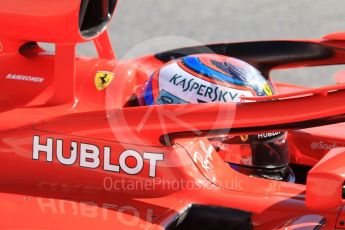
[143, 54, 273, 104]
[142, 54, 292, 181]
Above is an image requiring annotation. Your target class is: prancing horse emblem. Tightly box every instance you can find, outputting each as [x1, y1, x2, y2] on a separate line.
[240, 135, 249, 142]
[95, 71, 114, 91]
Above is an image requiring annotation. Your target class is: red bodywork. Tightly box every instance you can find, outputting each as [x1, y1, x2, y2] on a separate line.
[1, 1, 345, 229]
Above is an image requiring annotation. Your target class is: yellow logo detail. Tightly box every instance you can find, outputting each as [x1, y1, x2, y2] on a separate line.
[263, 83, 273, 96]
[95, 71, 114, 91]
[240, 135, 249, 142]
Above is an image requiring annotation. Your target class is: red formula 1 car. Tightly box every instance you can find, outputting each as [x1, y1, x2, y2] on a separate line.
[1, 1, 345, 229]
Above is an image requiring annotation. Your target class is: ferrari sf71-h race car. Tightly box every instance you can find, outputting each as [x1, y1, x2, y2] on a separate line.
[2, 0, 345, 229]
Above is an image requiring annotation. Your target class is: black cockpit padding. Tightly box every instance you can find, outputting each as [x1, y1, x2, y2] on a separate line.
[155, 41, 334, 74]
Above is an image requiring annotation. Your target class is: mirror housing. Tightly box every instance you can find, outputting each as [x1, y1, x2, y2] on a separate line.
[306, 147, 345, 210]
[0, 0, 117, 44]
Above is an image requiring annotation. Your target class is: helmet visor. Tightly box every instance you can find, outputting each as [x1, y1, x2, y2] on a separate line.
[251, 133, 289, 168]
[211, 132, 289, 169]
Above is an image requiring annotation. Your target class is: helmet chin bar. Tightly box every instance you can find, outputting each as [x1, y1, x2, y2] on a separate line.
[210, 131, 292, 181]
[229, 163, 296, 182]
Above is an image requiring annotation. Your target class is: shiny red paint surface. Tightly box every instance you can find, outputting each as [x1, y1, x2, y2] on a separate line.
[1, 1, 345, 229]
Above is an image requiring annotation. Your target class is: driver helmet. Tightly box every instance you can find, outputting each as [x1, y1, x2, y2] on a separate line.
[142, 53, 293, 181]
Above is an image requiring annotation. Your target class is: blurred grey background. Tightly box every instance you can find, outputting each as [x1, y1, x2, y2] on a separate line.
[80, 0, 345, 87]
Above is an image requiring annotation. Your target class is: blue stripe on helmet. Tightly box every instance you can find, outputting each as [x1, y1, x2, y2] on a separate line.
[182, 56, 245, 86]
[143, 76, 155, 105]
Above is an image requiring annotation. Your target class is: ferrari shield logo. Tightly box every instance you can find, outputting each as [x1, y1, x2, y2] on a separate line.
[263, 83, 273, 96]
[240, 135, 249, 142]
[95, 71, 114, 91]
